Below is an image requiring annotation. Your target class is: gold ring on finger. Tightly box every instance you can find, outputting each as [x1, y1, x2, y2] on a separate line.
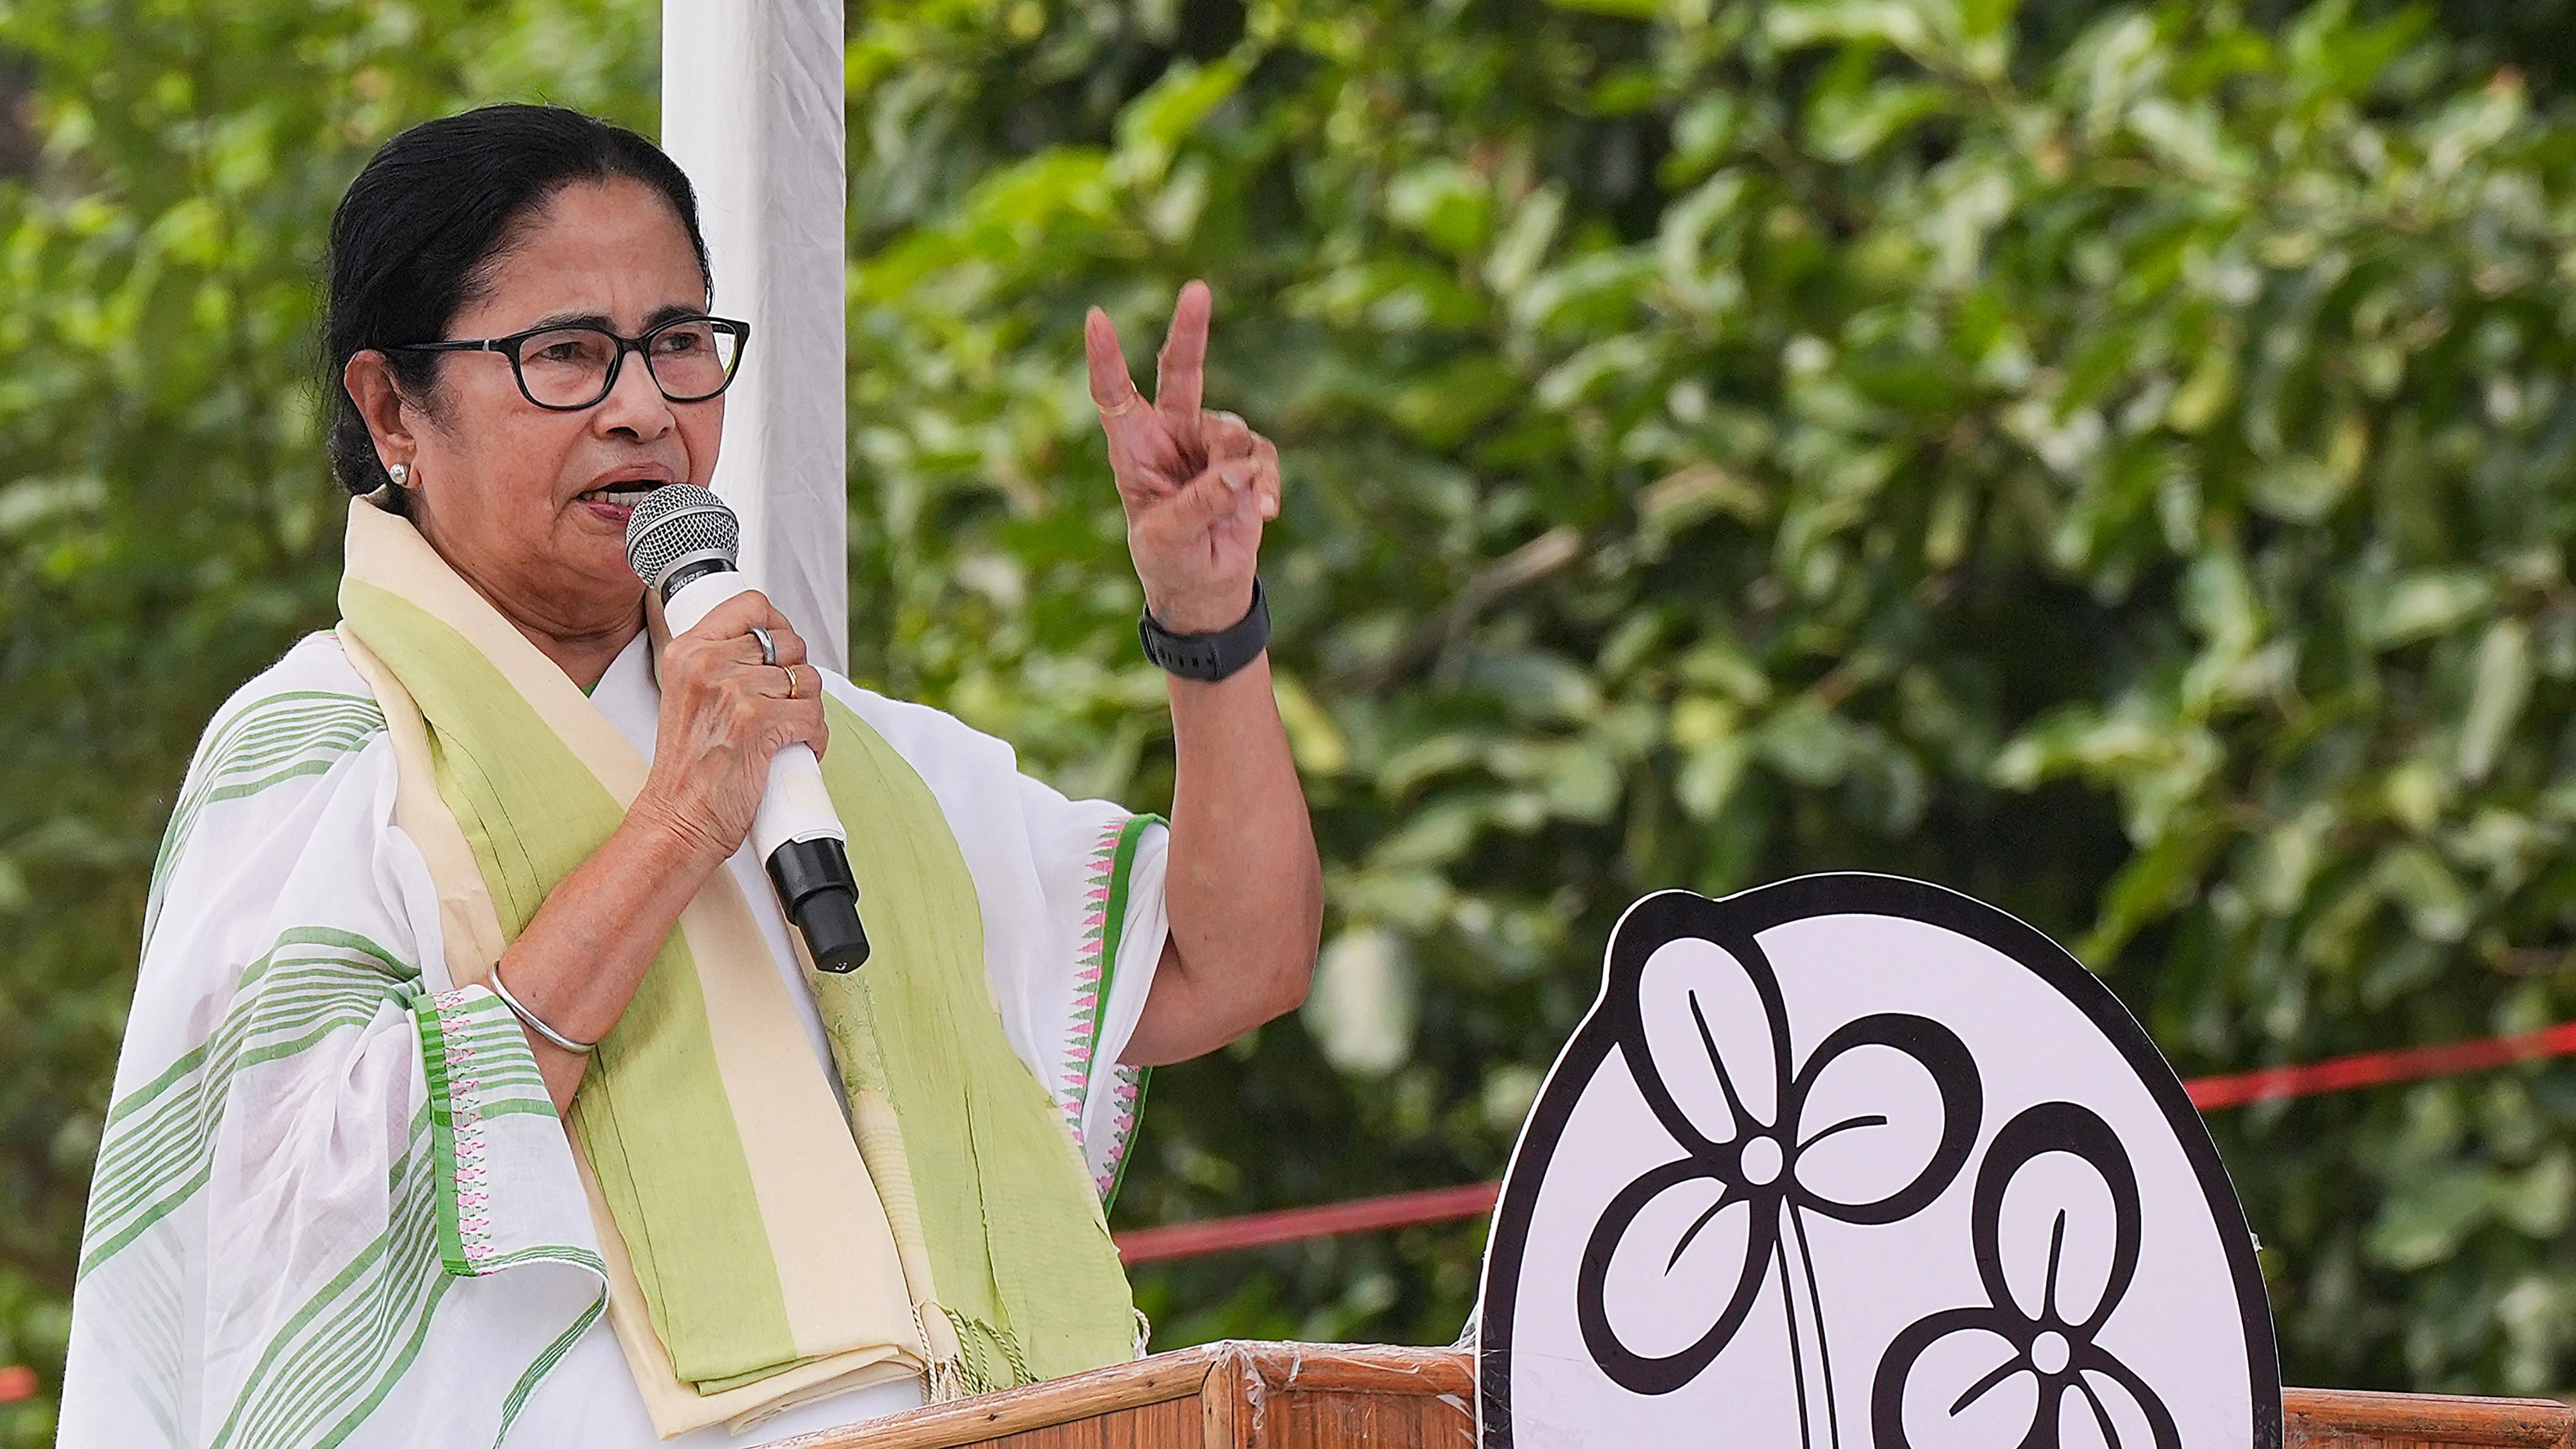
[780, 663, 800, 699]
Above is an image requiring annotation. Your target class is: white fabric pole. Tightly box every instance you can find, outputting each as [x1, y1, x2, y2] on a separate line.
[661, 0, 849, 673]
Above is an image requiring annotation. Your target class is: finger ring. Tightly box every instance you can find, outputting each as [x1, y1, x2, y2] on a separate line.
[749, 624, 777, 667]
[780, 663, 800, 699]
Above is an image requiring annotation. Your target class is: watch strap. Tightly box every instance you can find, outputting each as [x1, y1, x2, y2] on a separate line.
[1139, 579, 1270, 682]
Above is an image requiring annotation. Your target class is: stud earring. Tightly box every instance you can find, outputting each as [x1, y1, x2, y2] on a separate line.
[387, 462, 410, 487]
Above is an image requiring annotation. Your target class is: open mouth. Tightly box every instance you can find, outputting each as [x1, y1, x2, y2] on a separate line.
[577, 484, 664, 506]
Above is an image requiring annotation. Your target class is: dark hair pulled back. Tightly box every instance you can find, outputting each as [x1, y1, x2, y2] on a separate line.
[322, 103, 711, 501]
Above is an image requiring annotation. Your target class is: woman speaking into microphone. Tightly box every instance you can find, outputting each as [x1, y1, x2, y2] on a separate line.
[61, 104, 1320, 1447]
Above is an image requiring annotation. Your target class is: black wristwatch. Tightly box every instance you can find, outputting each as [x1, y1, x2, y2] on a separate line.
[1139, 579, 1270, 682]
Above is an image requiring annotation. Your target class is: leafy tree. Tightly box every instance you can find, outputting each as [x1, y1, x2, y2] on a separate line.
[1, 0, 2573, 1438]
[847, 0, 2576, 1398]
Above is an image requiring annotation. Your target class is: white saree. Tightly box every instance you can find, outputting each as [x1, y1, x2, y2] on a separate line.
[62, 630, 1166, 1447]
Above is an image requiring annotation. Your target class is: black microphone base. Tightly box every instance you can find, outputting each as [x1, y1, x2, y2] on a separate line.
[792, 888, 870, 973]
[767, 837, 871, 973]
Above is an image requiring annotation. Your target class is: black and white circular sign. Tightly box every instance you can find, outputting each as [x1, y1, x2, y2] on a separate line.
[1477, 875, 2279, 1449]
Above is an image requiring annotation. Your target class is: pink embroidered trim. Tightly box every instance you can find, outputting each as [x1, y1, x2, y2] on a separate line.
[433, 988, 499, 1269]
[1096, 1065, 1144, 1198]
[1058, 818, 1125, 1141]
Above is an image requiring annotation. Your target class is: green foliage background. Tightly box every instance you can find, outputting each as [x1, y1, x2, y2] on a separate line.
[3, 0, 2575, 1437]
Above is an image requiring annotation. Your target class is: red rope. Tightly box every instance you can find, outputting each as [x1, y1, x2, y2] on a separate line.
[2181, 1019, 2576, 1110]
[1116, 1021, 2576, 1264]
[1116, 1182, 1504, 1264]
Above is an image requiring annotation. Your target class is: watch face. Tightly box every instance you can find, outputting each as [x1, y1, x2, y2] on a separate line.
[1141, 580, 1267, 679]
[1477, 875, 2279, 1449]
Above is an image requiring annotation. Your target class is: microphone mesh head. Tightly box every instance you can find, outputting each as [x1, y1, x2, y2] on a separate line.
[624, 483, 739, 592]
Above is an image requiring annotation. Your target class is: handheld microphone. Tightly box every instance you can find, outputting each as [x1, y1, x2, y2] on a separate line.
[624, 484, 870, 972]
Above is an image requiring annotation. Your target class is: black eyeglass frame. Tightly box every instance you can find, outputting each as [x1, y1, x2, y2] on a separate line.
[387, 315, 753, 412]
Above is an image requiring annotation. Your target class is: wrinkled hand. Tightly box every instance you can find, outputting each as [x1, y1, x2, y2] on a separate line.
[632, 590, 827, 864]
[1085, 280, 1282, 635]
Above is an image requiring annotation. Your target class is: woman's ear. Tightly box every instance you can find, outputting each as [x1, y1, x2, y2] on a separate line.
[342, 350, 416, 472]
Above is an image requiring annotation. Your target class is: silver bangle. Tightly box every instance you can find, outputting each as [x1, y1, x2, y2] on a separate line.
[487, 963, 598, 1055]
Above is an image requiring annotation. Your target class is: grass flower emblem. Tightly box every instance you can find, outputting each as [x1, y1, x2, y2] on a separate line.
[1871, 1101, 2181, 1449]
[1576, 932, 1982, 1424]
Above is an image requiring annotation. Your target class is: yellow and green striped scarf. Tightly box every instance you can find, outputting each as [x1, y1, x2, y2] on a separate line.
[334, 497, 1134, 1435]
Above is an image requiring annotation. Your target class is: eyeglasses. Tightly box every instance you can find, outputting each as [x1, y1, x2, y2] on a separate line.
[389, 315, 751, 411]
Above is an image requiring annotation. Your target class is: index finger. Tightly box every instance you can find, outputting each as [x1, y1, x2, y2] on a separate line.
[760, 617, 810, 667]
[1085, 306, 1148, 418]
[1154, 280, 1213, 442]
[688, 588, 777, 641]
[1087, 307, 1187, 492]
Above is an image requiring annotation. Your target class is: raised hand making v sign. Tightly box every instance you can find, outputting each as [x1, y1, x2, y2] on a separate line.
[1085, 280, 1282, 632]
[1086, 282, 1322, 1065]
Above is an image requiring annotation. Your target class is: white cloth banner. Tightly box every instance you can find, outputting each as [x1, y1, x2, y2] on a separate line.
[661, 0, 850, 674]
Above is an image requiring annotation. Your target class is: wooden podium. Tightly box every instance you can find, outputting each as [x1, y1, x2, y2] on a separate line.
[778, 1343, 2575, 1448]
[781, 1343, 1468, 1449]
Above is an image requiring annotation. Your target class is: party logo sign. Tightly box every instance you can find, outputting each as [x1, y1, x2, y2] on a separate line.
[1477, 875, 2279, 1449]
